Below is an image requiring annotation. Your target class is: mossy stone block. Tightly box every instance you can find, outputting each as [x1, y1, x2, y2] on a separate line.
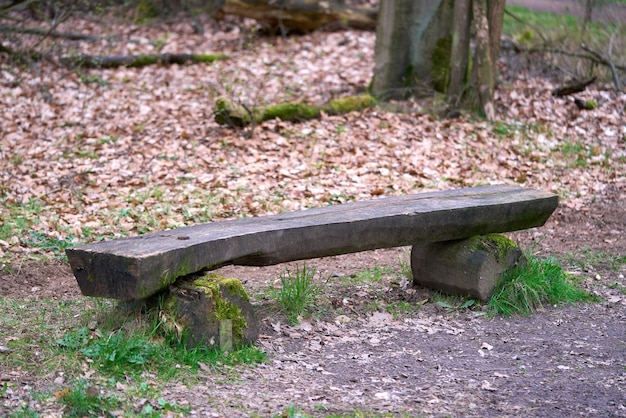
[162, 273, 259, 349]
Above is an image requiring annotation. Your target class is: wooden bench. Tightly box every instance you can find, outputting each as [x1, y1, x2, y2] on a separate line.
[66, 185, 558, 301]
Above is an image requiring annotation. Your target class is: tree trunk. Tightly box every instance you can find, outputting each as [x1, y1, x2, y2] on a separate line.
[215, 94, 376, 127]
[463, 0, 505, 120]
[487, 0, 506, 71]
[372, 0, 505, 118]
[371, 0, 454, 100]
[448, 0, 471, 105]
[60, 53, 227, 69]
[468, 0, 495, 120]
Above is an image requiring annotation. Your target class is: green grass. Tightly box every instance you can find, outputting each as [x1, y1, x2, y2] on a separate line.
[563, 247, 626, 272]
[504, 5, 583, 39]
[0, 295, 266, 415]
[0, 198, 42, 242]
[488, 256, 597, 316]
[435, 297, 477, 313]
[55, 379, 121, 417]
[54, 306, 267, 380]
[343, 266, 395, 285]
[276, 264, 327, 322]
[21, 231, 77, 259]
[0, 197, 83, 264]
[385, 301, 415, 318]
[277, 408, 417, 418]
[503, 4, 625, 80]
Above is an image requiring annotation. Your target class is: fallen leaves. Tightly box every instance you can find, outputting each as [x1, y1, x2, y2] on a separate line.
[1, 14, 625, 263]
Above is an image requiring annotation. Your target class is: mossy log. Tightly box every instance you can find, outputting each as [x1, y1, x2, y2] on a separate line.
[161, 273, 259, 349]
[214, 94, 376, 127]
[60, 53, 228, 69]
[220, 0, 377, 32]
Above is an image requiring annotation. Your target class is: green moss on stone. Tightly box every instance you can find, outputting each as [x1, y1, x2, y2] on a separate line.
[191, 274, 249, 341]
[474, 234, 519, 261]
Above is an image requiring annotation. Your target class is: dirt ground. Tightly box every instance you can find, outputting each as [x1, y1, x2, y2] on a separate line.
[1, 0, 625, 416]
[1, 185, 625, 417]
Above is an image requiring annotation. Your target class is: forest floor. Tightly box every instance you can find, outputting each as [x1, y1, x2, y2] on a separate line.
[1, 1, 625, 417]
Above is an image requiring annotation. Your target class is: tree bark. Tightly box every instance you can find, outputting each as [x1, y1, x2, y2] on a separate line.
[372, 0, 505, 118]
[487, 0, 506, 71]
[371, 0, 454, 100]
[468, 0, 496, 120]
[448, 0, 471, 105]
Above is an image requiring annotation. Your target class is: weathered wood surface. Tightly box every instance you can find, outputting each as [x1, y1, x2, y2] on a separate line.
[66, 185, 558, 300]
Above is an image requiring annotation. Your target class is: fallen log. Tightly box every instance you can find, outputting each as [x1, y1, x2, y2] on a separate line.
[214, 94, 376, 127]
[60, 53, 228, 69]
[552, 76, 596, 97]
[219, 0, 377, 32]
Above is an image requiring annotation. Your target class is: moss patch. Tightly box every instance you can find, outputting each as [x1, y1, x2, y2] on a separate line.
[473, 234, 519, 262]
[215, 94, 376, 127]
[161, 273, 258, 348]
[430, 36, 452, 93]
[190, 274, 249, 341]
[328, 95, 377, 113]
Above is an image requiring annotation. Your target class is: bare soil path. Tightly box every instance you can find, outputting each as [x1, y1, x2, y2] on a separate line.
[1, 192, 625, 417]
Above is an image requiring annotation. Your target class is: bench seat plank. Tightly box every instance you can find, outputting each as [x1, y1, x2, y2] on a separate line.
[66, 185, 558, 300]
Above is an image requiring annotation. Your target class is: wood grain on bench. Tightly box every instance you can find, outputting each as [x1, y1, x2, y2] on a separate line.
[66, 185, 558, 300]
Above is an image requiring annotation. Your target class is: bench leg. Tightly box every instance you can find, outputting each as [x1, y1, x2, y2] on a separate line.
[410, 234, 525, 302]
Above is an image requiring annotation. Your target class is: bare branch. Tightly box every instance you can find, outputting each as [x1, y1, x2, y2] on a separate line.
[0, 23, 104, 41]
[580, 43, 623, 92]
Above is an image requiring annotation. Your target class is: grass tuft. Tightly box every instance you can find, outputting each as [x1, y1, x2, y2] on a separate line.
[277, 264, 326, 322]
[55, 378, 120, 418]
[488, 256, 597, 316]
